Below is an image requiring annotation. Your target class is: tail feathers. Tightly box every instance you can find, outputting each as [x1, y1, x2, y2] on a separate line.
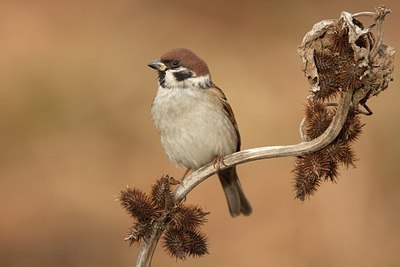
[218, 167, 252, 217]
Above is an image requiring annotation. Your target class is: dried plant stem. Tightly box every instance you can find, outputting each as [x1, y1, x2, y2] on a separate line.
[135, 90, 353, 267]
[135, 223, 163, 267]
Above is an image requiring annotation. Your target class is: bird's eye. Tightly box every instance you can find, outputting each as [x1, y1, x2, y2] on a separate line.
[171, 60, 180, 68]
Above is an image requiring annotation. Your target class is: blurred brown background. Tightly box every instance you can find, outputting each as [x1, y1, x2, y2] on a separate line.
[1, 0, 399, 266]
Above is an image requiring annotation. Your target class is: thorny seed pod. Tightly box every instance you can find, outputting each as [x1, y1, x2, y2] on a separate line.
[150, 175, 177, 209]
[170, 204, 209, 230]
[294, 6, 393, 200]
[120, 187, 156, 223]
[163, 228, 208, 260]
[120, 175, 209, 259]
[298, 6, 394, 111]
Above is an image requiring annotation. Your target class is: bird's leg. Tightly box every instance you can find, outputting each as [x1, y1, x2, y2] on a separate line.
[212, 155, 227, 172]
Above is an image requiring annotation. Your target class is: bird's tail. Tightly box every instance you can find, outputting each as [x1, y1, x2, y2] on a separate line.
[218, 166, 252, 217]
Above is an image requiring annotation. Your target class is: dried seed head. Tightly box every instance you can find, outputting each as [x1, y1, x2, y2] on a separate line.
[304, 100, 333, 139]
[150, 175, 176, 209]
[293, 160, 322, 201]
[293, 7, 395, 200]
[119, 187, 156, 223]
[120, 175, 210, 259]
[324, 161, 339, 182]
[163, 228, 208, 260]
[185, 229, 209, 257]
[170, 204, 209, 230]
[163, 228, 191, 260]
[299, 7, 394, 109]
[294, 96, 364, 200]
[337, 110, 364, 142]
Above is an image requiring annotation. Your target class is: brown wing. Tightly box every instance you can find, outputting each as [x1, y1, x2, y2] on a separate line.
[209, 82, 241, 151]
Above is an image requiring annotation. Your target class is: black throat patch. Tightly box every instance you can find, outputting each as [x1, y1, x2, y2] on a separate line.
[157, 71, 166, 87]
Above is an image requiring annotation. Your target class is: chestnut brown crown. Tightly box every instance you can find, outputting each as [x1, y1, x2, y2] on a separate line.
[160, 48, 210, 77]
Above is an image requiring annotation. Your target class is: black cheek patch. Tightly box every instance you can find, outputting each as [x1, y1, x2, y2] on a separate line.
[158, 71, 166, 87]
[173, 71, 193, 82]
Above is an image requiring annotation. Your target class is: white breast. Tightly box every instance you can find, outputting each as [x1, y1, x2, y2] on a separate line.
[151, 86, 238, 170]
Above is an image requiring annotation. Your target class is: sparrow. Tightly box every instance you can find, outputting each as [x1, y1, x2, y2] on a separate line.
[148, 48, 252, 217]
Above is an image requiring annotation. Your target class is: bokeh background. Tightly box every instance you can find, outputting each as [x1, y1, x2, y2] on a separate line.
[1, 0, 399, 266]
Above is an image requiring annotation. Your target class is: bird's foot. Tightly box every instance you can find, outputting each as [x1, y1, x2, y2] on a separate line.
[212, 156, 227, 172]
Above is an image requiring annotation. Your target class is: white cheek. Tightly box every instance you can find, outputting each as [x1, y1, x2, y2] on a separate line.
[164, 71, 180, 88]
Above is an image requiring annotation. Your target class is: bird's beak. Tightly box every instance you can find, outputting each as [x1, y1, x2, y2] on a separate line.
[148, 60, 167, 71]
